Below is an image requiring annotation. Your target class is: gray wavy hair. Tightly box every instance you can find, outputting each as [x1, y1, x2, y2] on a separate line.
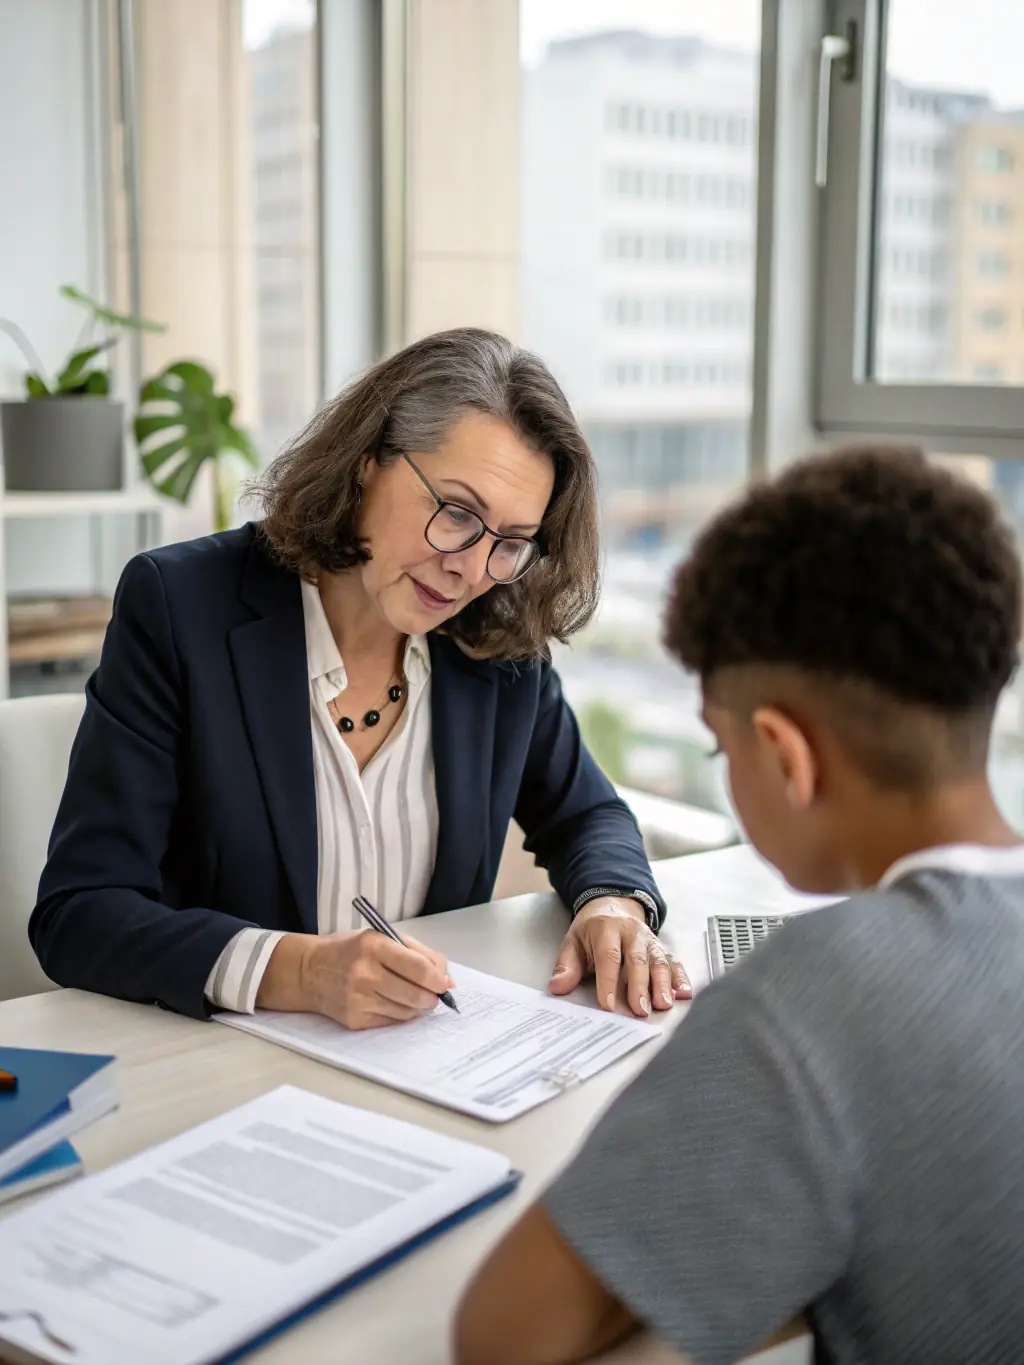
[255, 327, 600, 660]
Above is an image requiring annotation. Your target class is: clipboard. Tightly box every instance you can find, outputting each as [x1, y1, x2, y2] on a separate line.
[0, 1173, 523, 1365]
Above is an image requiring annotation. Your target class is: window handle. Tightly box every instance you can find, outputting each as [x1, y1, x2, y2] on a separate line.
[815, 21, 857, 188]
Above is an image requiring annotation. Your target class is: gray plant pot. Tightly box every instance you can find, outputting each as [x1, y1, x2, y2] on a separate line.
[0, 397, 125, 492]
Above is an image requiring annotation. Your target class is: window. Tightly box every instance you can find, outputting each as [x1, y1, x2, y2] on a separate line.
[245, 0, 320, 462]
[818, 0, 1024, 430]
[815, 2, 1024, 824]
[978, 145, 1015, 172]
[522, 1, 758, 814]
[978, 201, 1013, 226]
[976, 307, 1007, 332]
[979, 251, 1009, 278]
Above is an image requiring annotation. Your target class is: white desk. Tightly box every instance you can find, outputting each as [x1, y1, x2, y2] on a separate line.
[0, 845, 816, 1365]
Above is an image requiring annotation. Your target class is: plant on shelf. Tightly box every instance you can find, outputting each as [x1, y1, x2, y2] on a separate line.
[0, 285, 166, 493]
[0, 284, 165, 398]
[135, 360, 260, 533]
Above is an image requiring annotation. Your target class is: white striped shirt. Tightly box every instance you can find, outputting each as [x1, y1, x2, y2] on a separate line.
[203, 579, 439, 1013]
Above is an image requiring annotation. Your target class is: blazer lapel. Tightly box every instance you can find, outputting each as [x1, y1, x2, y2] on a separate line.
[422, 636, 497, 914]
[228, 532, 318, 932]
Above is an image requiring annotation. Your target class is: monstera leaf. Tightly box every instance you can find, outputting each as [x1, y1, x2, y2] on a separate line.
[135, 360, 259, 528]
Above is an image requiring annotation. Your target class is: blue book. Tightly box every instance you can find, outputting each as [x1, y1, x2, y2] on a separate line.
[0, 1046, 116, 1183]
[0, 1139, 82, 1206]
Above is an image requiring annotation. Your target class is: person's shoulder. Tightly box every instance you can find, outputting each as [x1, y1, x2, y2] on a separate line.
[429, 635, 549, 690]
[716, 883, 926, 1031]
[113, 523, 261, 631]
[143, 522, 259, 581]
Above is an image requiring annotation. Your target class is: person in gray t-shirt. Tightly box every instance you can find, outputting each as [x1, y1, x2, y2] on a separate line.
[454, 446, 1024, 1365]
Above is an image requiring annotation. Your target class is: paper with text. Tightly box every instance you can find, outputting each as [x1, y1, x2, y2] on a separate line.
[0, 1085, 513, 1365]
[217, 964, 657, 1121]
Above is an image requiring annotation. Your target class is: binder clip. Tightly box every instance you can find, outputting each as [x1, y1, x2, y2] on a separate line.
[538, 1068, 581, 1094]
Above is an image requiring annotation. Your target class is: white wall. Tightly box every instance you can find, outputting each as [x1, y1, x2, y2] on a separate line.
[0, 0, 122, 596]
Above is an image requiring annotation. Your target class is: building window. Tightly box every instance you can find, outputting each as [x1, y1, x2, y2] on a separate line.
[978, 251, 1009, 278]
[976, 307, 1007, 331]
[978, 145, 1014, 172]
[978, 201, 1013, 226]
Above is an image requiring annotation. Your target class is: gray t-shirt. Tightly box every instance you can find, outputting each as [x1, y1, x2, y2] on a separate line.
[545, 861, 1024, 1365]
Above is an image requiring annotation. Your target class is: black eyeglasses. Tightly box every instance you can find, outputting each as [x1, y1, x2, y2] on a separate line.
[402, 453, 545, 584]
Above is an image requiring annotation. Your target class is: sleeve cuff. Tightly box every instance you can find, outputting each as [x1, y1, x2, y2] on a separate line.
[571, 886, 663, 932]
[204, 928, 287, 1013]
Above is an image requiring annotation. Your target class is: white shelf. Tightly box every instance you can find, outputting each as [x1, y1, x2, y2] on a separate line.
[1, 489, 162, 519]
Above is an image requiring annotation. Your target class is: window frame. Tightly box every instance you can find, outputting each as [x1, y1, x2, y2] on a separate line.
[815, 0, 1024, 451]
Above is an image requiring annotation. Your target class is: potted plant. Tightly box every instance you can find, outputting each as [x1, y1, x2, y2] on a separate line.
[0, 285, 166, 493]
[135, 360, 260, 532]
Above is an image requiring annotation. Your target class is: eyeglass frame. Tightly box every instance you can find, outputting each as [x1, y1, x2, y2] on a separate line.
[400, 452, 547, 583]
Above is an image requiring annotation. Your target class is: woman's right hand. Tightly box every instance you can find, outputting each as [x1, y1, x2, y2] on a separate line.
[257, 930, 452, 1030]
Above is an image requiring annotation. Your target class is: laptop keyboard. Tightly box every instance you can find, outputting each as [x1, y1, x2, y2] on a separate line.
[706, 914, 786, 978]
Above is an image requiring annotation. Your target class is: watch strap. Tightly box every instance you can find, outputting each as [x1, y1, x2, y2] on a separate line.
[571, 885, 661, 932]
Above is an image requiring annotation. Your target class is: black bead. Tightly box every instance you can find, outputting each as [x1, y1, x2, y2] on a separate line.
[338, 715, 355, 733]
[388, 684, 403, 703]
[364, 710, 381, 727]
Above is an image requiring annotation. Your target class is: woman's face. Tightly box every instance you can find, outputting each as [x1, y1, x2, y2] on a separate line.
[356, 411, 555, 636]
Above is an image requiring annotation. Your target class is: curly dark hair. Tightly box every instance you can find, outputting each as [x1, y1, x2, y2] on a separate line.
[252, 328, 599, 661]
[665, 445, 1022, 717]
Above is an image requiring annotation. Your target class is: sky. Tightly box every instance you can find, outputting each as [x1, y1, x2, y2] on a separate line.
[241, 0, 1023, 113]
[521, 0, 1023, 109]
[243, 0, 314, 51]
[520, 0, 758, 66]
[885, 0, 1023, 109]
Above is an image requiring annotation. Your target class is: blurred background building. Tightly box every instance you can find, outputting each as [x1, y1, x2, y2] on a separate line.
[2, 0, 1024, 834]
[248, 17, 321, 462]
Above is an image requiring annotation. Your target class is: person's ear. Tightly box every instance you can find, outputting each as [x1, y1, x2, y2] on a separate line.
[751, 705, 818, 811]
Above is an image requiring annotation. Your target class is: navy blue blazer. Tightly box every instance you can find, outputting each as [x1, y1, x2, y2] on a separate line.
[30, 524, 663, 1019]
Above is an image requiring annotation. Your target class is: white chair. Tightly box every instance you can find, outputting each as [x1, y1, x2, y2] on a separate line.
[0, 692, 85, 1001]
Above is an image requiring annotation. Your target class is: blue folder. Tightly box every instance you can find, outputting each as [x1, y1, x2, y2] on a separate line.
[0, 1139, 82, 1205]
[0, 1046, 116, 1182]
[218, 1170, 523, 1365]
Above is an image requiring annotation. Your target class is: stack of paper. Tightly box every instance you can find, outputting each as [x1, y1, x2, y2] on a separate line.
[217, 963, 658, 1121]
[0, 1085, 518, 1365]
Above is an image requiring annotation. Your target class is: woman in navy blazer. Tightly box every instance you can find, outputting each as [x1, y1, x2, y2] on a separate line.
[30, 329, 687, 1026]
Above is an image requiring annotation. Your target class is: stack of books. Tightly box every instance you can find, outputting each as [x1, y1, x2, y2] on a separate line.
[0, 1046, 117, 1206]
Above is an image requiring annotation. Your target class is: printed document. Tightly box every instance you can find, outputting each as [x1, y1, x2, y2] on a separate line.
[0, 1085, 513, 1365]
[217, 964, 657, 1121]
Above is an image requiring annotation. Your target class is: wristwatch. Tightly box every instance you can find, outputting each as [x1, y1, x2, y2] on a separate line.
[571, 885, 662, 933]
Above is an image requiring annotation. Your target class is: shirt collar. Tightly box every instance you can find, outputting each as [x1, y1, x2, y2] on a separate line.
[878, 842, 1024, 890]
[299, 578, 431, 690]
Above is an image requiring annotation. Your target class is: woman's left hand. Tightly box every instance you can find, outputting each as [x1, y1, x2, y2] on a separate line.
[548, 897, 691, 1017]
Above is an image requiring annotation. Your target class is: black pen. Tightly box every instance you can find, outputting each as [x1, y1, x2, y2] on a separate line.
[352, 895, 460, 1013]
